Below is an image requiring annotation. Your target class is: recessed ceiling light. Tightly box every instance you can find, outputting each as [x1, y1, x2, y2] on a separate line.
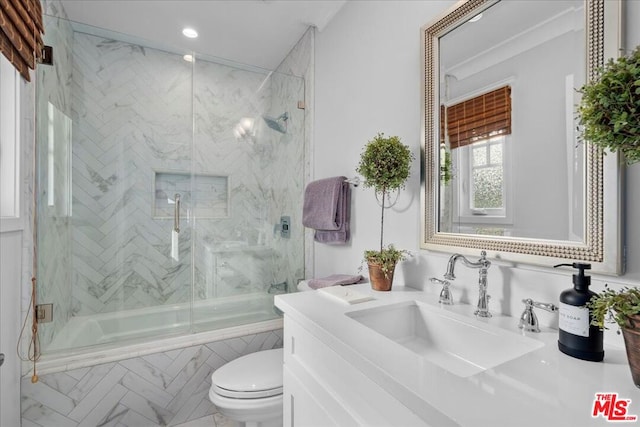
[468, 13, 483, 23]
[183, 54, 194, 62]
[182, 28, 198, 38]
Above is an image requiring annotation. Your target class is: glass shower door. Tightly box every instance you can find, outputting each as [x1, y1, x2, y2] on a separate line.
[36, 16, 195, 352]
[36, 12, 306, 354]
[191, 56, 305, 332]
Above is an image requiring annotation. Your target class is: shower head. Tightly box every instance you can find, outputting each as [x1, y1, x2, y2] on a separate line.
[262, 112, 288, 134]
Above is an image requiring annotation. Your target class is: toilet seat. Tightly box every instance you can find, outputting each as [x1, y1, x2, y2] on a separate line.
[211, 348, 283, 400]
[213, 385, 283, 399]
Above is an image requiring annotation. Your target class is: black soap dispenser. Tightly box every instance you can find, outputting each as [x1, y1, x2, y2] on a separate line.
[554, 262, 604, 362]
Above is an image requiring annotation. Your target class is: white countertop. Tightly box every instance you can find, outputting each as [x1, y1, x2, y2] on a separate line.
[275, 284, 639, 427]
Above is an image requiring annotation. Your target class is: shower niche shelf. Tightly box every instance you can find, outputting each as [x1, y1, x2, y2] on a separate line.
[153, 171, 229, 219]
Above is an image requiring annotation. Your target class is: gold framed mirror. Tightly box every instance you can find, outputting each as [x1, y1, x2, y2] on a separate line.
[421, 0, 624, 274]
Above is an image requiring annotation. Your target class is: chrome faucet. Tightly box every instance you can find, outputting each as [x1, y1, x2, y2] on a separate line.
[444, 251, 492, 317]
[518, 299, 558, 332]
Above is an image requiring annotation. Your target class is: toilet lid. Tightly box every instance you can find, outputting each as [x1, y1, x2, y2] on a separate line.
[211, 348, 283, 399]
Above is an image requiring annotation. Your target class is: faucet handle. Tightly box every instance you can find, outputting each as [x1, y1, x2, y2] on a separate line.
[523, 298, 558, 313]
[518, 298, 558, 332]
[429, 277, 453, 305]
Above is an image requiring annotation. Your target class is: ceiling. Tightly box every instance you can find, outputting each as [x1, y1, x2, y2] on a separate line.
[440, 0, 582, 78]
[58, 0, 347, 70]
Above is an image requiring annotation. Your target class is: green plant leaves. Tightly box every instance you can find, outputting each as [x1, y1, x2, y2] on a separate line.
[588, 286, 640, 329]
[578, 46, 640, 164]
[356, 133, 414, 192]
[357, 133, 414, 261]
[363, 245, 409, 278]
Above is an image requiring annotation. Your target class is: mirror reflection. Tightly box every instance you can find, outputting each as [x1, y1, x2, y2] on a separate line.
[438, 0, 585, 241]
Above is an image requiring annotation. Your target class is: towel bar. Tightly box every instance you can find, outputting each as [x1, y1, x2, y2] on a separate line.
[345, 177, 360, 187]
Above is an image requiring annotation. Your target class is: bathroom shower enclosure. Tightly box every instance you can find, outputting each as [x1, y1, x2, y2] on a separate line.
[35, 14, 305, 356]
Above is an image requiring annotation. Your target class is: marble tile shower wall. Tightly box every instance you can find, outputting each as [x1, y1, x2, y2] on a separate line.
[192, 58, 304, 300]
[68, 31, 305, 317]
[70, 32, 194, 316]
[36, 6, 75, 349]
[21, 330, 283, 426]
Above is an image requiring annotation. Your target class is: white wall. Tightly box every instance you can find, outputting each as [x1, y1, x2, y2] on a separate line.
[314, 0, 640, 346]
[315, 0, 454, 277]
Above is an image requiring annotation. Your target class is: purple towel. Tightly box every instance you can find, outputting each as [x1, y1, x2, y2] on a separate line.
[308, 274, 364, 290]
[302, 176, 351, 244]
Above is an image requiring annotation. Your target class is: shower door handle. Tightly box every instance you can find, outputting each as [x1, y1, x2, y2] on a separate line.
[0, 353, 4, 367]
[174, 194, 181, 232]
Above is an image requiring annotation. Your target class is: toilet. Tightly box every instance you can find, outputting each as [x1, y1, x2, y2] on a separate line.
[209, 281, 315, 426]
[209, 348, 284, 427]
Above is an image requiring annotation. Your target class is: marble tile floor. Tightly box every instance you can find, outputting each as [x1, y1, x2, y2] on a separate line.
[21, 331, 283, 427]
[174, 413, 239, 427]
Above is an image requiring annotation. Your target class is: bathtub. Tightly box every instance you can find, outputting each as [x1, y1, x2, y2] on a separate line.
[37, 292, 283, 375]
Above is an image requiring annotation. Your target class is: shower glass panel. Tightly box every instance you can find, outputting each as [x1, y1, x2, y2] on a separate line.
[36, 13, 304, 354]
[191, 54, 305, 333]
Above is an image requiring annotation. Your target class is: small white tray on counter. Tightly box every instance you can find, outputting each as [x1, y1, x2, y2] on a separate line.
[318, 286, 375, 304]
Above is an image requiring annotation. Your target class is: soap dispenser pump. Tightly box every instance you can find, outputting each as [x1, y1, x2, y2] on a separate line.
[554, 262, 604, 362]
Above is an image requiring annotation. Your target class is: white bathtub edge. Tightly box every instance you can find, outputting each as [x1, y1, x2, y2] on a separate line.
[31, 318, 284, 376]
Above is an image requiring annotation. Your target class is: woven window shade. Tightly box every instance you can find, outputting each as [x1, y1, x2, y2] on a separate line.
[0, 0, 45, 81]
[446, 86, 511, 148]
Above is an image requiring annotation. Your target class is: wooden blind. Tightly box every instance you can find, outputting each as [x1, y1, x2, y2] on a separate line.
[0, 0, 45, 81]
[446, 86, 511, 148]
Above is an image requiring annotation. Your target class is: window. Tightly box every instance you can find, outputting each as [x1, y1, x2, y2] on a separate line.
[453, 135, 512, 224]
[0, 55, 20, 222]
[469, 135, 505, 215]
[444, 84, 513, 226]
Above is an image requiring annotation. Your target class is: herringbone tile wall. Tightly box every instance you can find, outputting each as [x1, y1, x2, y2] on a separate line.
[22, 330, 283, 426]
[36, 20, 305, 351]
[26, 4, 313, 427]
[27, 7, 308, 427]
[68, 31, 304, 318]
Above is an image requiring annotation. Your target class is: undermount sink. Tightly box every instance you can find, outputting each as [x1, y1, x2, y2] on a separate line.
[346, 300, 543, 377]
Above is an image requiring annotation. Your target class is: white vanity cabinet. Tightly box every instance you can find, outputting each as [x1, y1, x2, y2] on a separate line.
[276, 286, 639, 427]
[282, 316, 428, 427]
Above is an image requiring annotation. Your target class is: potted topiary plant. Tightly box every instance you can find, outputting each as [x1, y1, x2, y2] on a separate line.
[588, 286, 640, 387]
[356, 133, 414, 291]
[577, 46, 640, 163]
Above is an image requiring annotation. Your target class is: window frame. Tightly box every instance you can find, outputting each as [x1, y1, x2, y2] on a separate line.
[0, 55, 23, 232]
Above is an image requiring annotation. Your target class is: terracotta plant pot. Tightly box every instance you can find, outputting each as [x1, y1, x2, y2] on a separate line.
[622, 314, 640, 388]
[368, 262, 395, 292]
